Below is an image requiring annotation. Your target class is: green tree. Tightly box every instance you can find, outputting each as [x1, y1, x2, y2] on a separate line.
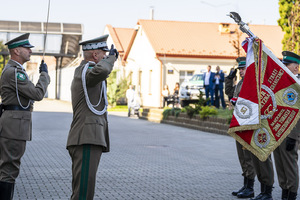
[107, 70, 130, 107]
[278, 0, 300, 53]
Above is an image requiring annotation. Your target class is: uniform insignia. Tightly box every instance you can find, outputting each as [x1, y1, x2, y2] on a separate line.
[254, 128, 271, 149]
[283, 88, 298, 106]
[17, 72, 27, 81]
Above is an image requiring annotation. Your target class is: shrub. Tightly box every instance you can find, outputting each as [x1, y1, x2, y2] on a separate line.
[184, 106, 196, 118]
[199, 106, 218, 119]
[197, 90, 209, 106]
[162, 108, 181, 119]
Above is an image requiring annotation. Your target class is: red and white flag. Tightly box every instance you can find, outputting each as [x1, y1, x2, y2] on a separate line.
[228, 37, 300, 161]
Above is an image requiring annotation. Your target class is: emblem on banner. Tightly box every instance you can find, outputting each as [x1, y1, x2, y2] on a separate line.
[283, 88, 298, 106]
[254, 128, 271, 149]
[261, 85, 277, 119]
[236, 101, 252, 119]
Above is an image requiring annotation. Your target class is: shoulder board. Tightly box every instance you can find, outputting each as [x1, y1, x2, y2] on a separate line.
[16, 71, 27, 81]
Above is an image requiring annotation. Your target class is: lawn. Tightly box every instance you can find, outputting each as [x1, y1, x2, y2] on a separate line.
[107, 105, 128, 112]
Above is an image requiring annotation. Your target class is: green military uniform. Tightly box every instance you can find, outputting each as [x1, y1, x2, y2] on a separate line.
[0, 33, 50, 199]
[229, 78, 257, 182]
[67, 34, 117, 200]
[250, 155, 274, 199]
[273, 51, 300, 200]
[226, 57, 256, 198]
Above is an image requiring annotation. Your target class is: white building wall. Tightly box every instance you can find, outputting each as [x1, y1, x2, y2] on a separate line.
[126, 27, 162, 108]
[104, 27, 124, 85]
[159, 57, 237, 95]
[32, 66, 76, 102]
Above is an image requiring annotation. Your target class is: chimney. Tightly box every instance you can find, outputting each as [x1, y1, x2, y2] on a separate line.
[150, 7, 154, 20]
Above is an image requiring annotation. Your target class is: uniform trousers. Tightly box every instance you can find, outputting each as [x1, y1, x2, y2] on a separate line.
[251, 154, 274, 186]
[68, 144, 103, 200]
[236, 141, 256, 179]
[0, 137, 26, 183]
[273, 138, 299, 192]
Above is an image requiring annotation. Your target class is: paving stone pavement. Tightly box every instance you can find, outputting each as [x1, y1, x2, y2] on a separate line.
[12, 99, 300, 199]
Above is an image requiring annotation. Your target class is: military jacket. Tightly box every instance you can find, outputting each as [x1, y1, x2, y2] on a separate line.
[67, 56, 115, 152]
[225, 77, 235, 98]
[233, 79, 243, 99]
[225, 77, 244, 99]
[288, 120, 300, 142]
[0, 59, 50, 141]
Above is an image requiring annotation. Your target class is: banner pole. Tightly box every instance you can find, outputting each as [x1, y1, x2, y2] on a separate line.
[42, 0, 51, 62]
[227, 12, 256, 38]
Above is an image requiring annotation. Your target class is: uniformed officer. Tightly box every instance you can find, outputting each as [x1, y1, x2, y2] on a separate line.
[67, 34, 118, 199]
[273, 51, 300, 200]
[0, 33, 50, 199]
[226, 57, 256, 198]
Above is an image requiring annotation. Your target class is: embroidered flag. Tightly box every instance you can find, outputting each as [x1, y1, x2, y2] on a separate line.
[228, 37, 300, 161]
[228, 38, 261, 133]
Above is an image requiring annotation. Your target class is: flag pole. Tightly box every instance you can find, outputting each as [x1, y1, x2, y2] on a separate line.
[42, 0, 51, 63]
[227, 12, 256, 38]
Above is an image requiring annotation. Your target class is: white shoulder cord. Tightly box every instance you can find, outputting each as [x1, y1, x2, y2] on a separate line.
[15, 68, 31, 109]
[81, 62, 107, 115]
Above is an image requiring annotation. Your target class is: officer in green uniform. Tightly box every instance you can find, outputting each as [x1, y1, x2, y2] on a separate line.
[226, 57, 256, 198]
[273, 51, 300, 200]
[0, 33, 50, 199]
[67, 34, 118, 200]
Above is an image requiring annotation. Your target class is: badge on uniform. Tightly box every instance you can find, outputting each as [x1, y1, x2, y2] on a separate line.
[17, 72, 27, 81]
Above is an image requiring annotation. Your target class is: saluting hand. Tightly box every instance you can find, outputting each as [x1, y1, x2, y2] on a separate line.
[109, 44, 119, 60]
[227, 69, 237, 79]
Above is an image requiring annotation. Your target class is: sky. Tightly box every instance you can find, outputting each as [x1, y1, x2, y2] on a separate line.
[0, 0, 280, 40]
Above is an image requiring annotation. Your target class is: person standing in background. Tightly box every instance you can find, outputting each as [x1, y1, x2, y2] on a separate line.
[173, 82, 180, 107]
[213, 66, 226, 109]
[162, 84, 170, 108]
[126, 85, 135, 117]
[203, 65, 215, 106]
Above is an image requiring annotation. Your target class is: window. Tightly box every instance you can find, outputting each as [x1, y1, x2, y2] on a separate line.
[179, 70, 194, 84]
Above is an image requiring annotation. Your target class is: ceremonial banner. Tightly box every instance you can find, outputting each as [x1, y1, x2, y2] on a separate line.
[228, 37, 300, 161]
[228, 38, 261, 132]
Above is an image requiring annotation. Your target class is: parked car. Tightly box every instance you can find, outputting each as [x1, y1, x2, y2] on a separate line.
[179, 74, 205, 107]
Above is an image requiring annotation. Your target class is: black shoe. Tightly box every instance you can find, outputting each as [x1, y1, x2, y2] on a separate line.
[237, 178, 255, 198]
[251, 184, 273, 200]
[0, 181, 15, 200]
[237, 187, 254, 198]
[232, 186, 245, 196]
[255, 185, 273, 200]
[282, 189, 289, 200]
[251, 193, 264, 200]
[287, 191, 297, 200]
[232, 177, 247, 196]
